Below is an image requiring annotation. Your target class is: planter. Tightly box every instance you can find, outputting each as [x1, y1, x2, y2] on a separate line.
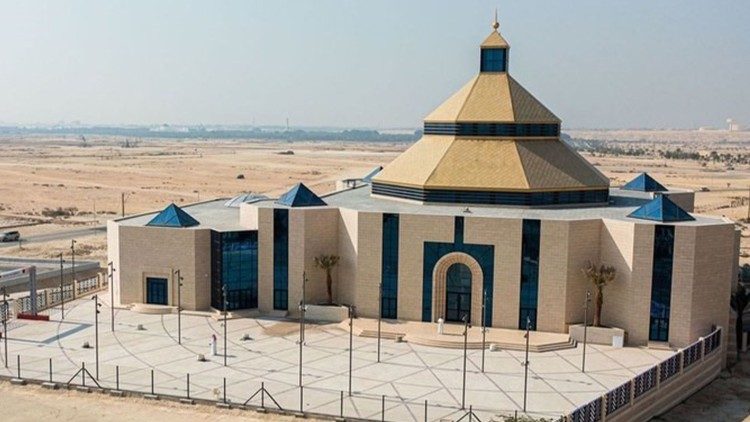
[569, 324, 626, 347]
[305, 304, 348, 323]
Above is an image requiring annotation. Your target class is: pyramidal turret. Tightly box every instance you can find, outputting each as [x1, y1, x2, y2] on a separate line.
[372, 15, 609, 207]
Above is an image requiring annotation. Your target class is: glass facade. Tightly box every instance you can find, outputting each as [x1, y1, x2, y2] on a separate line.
[649, 225, 675, 342]
[480, 48, 507, 72]
[381, 213, 399, 319]
[519, 220, 540, 330]
[371, 182, 609, 207]
[423, 122, 560, 137]
[211, 231, 258, 311]
[445, 263, 472, 322]
[273, 209, 289, 310]
[422, 217, 494, 326]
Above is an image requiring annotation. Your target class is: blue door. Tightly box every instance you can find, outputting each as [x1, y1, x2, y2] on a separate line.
[445, 263, 472, 322]
[146, 277, 168, 305]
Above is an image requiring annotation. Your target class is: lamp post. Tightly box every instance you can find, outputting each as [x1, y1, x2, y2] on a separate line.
[222, 284, 228, 367]
[461, 313, 470, 409]
[70, 239, 76, 290]
[481, 289, 487, 373]
[173, 269, 183, 344]
[59, 253, 65, 319]
[108, 262, 115, 332]
[522, 316, 531, 413]
[348, 305, 355, 396]
[582, 291, 591, 373]
[2, 287, 8, 368]
[92, 294, 102, 379]
[377, 282, 382, 363]
[298, 272, 307, 387]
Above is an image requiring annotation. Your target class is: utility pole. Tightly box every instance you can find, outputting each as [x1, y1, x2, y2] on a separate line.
[173, 269, 183, 344]
[2, 287, 7, 368]
[93, 294, 102, 379]
[59, 254, 65, 320]
[108, 262, 115, 332]
[523, 316, 531, 413]
[222, 284, 228, 367]
[582, 291, 591, 373]
[377, 282, 382, 363]
[461, 313, 470, 410]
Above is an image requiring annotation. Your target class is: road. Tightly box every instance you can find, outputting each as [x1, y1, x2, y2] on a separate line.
[0, 225, 105, 248]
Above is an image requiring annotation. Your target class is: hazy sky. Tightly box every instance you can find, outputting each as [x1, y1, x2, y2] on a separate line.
[1, 1, 748, 129]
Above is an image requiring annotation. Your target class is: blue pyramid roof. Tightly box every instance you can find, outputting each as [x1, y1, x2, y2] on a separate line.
[276, 183, 326, 207]
[146, 203, 200, 227]
[622, 173, 667, 192]
[628, 195, 695, 222]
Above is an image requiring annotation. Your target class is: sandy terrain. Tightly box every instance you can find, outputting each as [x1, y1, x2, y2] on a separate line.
[0, 381, 321, 422]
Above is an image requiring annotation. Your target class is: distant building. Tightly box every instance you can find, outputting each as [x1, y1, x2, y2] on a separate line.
[108, 20, 739, 349]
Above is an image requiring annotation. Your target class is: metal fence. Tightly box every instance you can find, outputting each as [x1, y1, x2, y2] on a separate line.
[13, 276, 104, 316]
[566, 327, 723, 422]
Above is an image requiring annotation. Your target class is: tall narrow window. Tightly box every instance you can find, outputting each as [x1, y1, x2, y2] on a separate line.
[273, 209, 289, 310]
[649, 225, 675, 342]
[519, 219, 540, 330]
[211, 231, 258, 311]
[381, 213, 399, 319]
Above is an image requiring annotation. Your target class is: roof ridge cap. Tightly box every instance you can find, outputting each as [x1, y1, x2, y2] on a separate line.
[455, 74, 482, 121]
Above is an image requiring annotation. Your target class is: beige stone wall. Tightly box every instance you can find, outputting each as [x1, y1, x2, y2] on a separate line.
[396, 213, 454, 321]
[665, 191, 695, 212]
[291, 208, 339, 312]
[537, 220, 569, 332]
[257, 207, 274, 313]
[118, 225, 211, 311]
[239, 203, 259, 230]
[599, 219, 654, 345]
[336, 208, 359, 306]
[464, 217, 521, 329]
[353, 211, 382, 318]
[682, 224, 735, 347]
[563, 220, 602, 327]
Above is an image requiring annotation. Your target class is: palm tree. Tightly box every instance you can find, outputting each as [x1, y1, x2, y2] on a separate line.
[730, 283, 749, 361]
[582, 261, 617, 327]
[314, 254, 340, 305]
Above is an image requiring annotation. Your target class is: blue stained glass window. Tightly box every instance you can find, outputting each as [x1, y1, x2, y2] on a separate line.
[211, 231, 258, 311]
[649, 225, 674, 342]
[273, 209, 289, 310]
[381, 214, 399, 319]
[519, 220, 540, 330]
[480, 48, 507, 72]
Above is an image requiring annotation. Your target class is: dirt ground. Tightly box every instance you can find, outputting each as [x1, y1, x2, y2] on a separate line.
[0, 381, 321, 422]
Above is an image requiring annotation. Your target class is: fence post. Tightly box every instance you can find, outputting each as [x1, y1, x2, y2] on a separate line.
[381, 394, 385, 422]
[49, 358, 52, 382]
[469, 405, 473, 422]
[629, 377, 635, 407]
[16, 355, 20, 379]
[223, 377, 227, 403]
[601, 394, 607, 421]
[82, 362, 86, 387]
[340, 390, 344, 417]
[187, 373, 190, 399]
[677, 351, 684, 375]
[116, 366, 120, 390]
[424, 399, 428, 422]
[151, 369, 155, 395]
[261, 382, 265, 408]
[655, 364, 661, 389]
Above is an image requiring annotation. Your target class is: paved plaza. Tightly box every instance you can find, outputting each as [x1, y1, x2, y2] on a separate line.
[0, 294, 674, 421]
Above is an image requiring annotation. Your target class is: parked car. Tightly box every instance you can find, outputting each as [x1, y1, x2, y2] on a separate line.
[0, 231, 20, 242]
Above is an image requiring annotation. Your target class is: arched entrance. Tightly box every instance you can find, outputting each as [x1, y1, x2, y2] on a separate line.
[432, 252, 484, 326]
[445, 263, 472, 322]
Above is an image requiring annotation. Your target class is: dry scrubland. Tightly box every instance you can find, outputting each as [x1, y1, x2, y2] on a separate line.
[0, 131, 748, 266]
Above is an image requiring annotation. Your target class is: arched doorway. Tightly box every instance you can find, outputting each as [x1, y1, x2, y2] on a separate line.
[445, 263, 472, 322]
[431, 252, 484, 326]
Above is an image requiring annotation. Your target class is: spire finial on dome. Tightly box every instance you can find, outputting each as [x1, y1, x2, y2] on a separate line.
[492, 8, 500, 31]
